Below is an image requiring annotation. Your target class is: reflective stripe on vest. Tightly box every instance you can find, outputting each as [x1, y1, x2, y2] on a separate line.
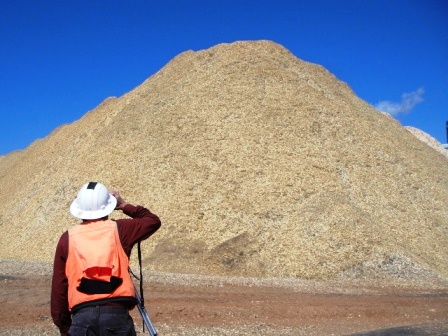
[66, 220, 135, 310]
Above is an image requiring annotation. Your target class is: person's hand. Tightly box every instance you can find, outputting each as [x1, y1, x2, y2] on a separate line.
[110, 189, 128, 210]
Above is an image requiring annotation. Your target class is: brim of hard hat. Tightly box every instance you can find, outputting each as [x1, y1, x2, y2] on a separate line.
[69, 194, 117, 220]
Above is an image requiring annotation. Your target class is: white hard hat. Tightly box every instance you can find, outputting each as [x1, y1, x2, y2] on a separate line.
[70, 182, 117, 219]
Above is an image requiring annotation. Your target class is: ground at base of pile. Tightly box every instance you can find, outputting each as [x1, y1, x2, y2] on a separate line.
[1, 270, 447, 336]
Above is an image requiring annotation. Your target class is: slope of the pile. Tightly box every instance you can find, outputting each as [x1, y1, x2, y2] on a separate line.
[0, 40, 447, 281]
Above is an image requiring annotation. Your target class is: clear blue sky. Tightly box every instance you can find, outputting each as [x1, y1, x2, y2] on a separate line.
[1, 0, 447, 155]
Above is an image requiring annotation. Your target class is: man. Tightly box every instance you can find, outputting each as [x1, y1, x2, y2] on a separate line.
[51, 181, 161, 335]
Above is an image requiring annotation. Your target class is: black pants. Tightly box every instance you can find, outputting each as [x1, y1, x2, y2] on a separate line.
[69, 306, 136, 336]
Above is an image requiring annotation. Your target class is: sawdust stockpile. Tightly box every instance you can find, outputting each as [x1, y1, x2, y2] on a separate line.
[1, 40, 447, 281]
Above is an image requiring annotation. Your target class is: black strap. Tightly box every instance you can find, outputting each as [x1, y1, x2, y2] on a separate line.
[137, 242, 147, 333]
[138, 241, 145, 307]
[129, 242, 147, 333]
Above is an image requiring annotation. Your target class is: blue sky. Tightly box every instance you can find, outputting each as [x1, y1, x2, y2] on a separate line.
[1, 0, 447, 155]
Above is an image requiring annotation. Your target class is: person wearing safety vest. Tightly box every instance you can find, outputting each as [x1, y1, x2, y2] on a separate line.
[51, 182, 161, 336]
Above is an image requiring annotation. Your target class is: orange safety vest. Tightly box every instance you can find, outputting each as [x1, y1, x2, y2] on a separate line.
[66, 219, 135, 311]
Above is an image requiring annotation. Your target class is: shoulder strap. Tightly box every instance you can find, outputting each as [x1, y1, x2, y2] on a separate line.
[137, 241, 145, 307]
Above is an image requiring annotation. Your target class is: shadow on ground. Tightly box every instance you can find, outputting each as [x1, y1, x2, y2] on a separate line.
[347, 321, 448, 336]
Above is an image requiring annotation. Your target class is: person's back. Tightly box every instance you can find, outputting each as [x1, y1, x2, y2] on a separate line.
[51, 182, 161, 336]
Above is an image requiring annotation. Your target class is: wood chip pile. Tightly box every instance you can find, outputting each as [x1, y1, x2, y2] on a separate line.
[1, 40, 447, 281]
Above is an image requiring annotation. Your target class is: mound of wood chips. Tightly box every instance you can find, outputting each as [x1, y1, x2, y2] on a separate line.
[1, 40, 447, 281]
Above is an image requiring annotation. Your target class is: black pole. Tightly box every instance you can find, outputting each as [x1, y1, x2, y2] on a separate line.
[446, 120, 448, 144]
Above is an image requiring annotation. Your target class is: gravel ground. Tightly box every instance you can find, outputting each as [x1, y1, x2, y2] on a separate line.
[1, 259, 448, 336]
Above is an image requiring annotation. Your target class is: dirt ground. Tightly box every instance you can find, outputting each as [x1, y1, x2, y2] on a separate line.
[1, 274, 448, 336]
